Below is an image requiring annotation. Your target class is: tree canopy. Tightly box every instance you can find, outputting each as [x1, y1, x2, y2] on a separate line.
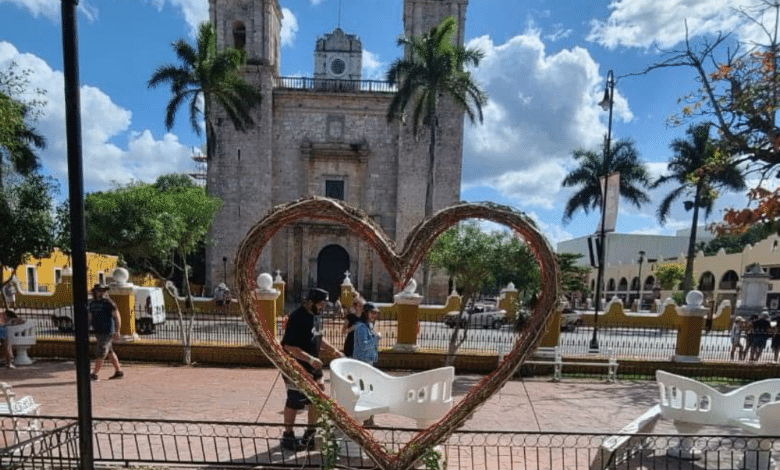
[0, 62, 47, 189]
[386, 15, 487, 218]
[0, 173, 57, 280]
[561, 138, 651, 224]
[148, 22, 262, 162]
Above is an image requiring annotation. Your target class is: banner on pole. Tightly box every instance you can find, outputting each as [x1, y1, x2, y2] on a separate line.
[598, 172, 620, 233]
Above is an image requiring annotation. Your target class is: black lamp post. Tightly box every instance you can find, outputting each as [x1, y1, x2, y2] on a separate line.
[222, 257, 228, 285]
[636, 250, 645, 308]
[590, 69, 615, 352]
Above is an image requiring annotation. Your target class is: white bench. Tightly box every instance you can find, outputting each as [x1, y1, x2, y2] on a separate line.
[329, 358, 454, 429]
[524, 347, 618, 382]
[0, 382, 40, 447]
[6, 320, 36, 366]
[656, 370, 780, 463]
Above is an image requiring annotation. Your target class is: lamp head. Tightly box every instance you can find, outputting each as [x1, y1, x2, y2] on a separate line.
[598, 85, 612, 111]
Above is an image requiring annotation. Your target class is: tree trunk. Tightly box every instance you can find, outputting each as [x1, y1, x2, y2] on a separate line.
[422, 115, 438, 300]
[444, 291, 471, 366]
[682, 184, 703, 295]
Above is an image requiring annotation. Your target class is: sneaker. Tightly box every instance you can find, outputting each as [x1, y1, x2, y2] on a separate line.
[281, 431, 305, 451]
[301, 428, 317, 450]
[90, 373, 99, 381]
[109, 371, 124, 380]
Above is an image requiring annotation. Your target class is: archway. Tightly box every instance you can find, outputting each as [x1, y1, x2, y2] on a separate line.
[317, 244, 350, 302]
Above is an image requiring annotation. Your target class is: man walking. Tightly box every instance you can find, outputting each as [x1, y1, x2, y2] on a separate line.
[88, 284, 124, 381]
[279, 288, 343, 451]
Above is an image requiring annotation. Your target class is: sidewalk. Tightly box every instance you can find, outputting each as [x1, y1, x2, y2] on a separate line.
[0, 359, 665, 433]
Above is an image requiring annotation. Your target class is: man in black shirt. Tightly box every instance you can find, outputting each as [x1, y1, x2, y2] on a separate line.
[279, 288, 344, 451]
[88, 284, 124, 381]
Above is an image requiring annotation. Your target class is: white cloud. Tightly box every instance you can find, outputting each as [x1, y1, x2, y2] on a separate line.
[148, 0, 209, 36]
[0, 0, 97, 21]
[281, 8, 298, 47]
[587, 0, 755, 50]
[462, 31, 632, 206]
[0, 41, 194, 192]
[310, 0, 326, 5]
[361, 50, 384, 80]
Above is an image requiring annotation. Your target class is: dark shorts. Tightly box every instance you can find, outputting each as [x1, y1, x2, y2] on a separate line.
[95, 333, 114, 358]
[753, 335, 769, 349]
[284, 376, 324, 410]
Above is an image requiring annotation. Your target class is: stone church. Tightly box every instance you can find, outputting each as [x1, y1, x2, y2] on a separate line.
[206, 0, 469, 303]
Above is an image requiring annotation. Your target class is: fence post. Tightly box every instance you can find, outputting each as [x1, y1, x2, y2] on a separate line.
[256, 273, 280, 337]
[108, 268, 137, 341]
[273, 271, 285, 318]
[498, 283, 518, 324]
[340, 271, 354, 308]
[673, 290, 707, 362]
[539, 309, 561, 348]
[393, 279, 422, 352]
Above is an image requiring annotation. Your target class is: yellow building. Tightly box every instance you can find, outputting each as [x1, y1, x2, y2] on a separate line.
[1, 248, 118, 293]
[593, 233, 780, 311]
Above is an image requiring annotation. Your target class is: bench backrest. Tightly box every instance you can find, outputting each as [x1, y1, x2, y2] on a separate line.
[329, 358, 454, 423]
[657, 370, 780, 427]
[0, 382, 39, 416]
[7, 320, 36, 346]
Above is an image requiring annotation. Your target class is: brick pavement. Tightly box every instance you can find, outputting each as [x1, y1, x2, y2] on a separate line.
[0, 359, 668, 434]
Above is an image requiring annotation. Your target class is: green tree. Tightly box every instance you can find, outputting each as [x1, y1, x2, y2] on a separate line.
[0, 173, 57, 301]
[0, 63, 47, 190]
[556, 253, 592, 307]
[85, 174, 222, 364]
[651, 123, 746, 294]
[148, 22, 262, 162]
[386, 16, 487, 219]
[561, 138, 651, 224]
[654, 263, 685, 291]
[427, 222, 539, 365]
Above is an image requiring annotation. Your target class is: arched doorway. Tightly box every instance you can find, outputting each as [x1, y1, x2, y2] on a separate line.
[317, 244, 350, 302]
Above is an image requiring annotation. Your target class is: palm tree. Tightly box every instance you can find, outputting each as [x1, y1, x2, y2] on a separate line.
[386, 16, 487, 218]
[651, 123, 746, 294]
[148, 22, 262, 162]
[0, 91, 45, 190]
[562, 138, 651, 224]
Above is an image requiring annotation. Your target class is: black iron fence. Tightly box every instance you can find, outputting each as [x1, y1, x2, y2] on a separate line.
[274, 76, 396, 93]
[13, 302, 780, 366]
[3, 415, 780, 470]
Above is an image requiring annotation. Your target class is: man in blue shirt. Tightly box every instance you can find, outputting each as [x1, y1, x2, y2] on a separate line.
[88, 284, 124, 381]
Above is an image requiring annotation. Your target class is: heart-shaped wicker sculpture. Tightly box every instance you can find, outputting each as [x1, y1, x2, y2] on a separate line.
[235, 196, 559, 470]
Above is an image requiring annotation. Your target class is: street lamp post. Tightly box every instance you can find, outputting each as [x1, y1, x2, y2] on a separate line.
[636, 250, 645, 309]
[590, 69, 615, 352]
[222, 257, 228, 285]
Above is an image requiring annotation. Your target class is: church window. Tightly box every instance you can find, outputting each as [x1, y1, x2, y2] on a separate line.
[330, 58, 346, 75]
[232, 22, 246, 50]
[325, 180, 345, 200]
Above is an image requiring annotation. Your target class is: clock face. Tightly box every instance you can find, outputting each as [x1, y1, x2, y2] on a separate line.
[330, 58, 346, 75]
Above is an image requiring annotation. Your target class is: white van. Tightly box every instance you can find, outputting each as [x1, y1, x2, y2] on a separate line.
[133, 287, 166, 334]
[51, 286, 166, 334]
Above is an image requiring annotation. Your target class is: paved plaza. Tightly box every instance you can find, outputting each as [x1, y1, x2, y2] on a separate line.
[0, 359, 673, 434]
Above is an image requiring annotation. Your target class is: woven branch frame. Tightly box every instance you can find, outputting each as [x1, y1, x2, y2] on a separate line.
[235, 196, 560, 470]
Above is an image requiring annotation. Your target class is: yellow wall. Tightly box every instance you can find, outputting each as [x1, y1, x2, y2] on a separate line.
[579, 297, 732, 330]
[2, 248, 118, 295]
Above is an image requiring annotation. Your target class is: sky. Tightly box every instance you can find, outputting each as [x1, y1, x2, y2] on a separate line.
[0, 0, 776, 254]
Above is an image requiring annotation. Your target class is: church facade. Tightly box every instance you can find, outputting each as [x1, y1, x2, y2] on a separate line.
[206, 0, 469, 302]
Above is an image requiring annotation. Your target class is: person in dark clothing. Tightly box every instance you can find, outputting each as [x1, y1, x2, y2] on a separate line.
[88, 284, 124, 381]
[751, 312, 772, 361]
[279, 288, 344, 451]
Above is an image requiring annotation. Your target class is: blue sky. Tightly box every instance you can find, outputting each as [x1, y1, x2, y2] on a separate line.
[0, 0, 774, 253]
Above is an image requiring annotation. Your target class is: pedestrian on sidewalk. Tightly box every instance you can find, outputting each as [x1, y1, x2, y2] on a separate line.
[279, 288, 344, 451]
[88, 284, 124, 381]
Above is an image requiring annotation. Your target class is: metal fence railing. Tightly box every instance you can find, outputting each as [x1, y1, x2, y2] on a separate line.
[13, 302, 780, 366]
[3, 415, 779, 470]
[274, 76, 396, 93]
